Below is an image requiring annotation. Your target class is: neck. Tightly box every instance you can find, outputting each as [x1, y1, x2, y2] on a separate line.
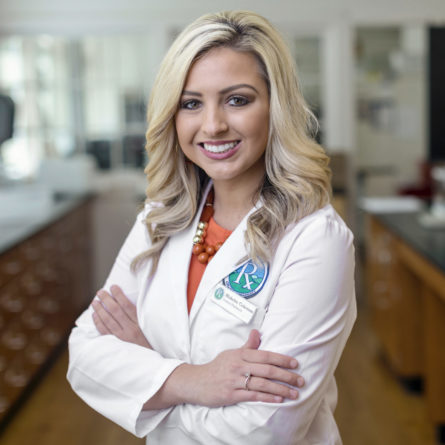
[211, 175, 264, 231]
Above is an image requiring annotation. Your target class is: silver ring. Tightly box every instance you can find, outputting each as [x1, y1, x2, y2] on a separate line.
[244, 372, 252, 391]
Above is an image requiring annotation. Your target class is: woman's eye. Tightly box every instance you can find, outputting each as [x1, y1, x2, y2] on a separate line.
[228, 96, 249, 106]
[181, 99, 201, 110]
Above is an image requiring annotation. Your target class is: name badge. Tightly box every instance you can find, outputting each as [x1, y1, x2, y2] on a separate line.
[211, 285, 257, 324]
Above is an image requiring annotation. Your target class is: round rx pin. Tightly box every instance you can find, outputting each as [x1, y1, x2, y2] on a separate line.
[223, 260, 268, 298]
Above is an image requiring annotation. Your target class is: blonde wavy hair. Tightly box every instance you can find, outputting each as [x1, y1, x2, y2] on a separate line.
[133, 10, 332, 275]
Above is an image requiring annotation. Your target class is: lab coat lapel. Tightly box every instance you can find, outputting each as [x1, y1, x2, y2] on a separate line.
[168, 184, 211, 320]
[166, 184, 212, 354]
[188, 204, 259, 325]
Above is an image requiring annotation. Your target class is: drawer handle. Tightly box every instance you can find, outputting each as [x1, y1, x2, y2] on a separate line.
[22, 311, 45, 330]
[0, 293, 25, 313]
[3, 261, 22, 275]
[2, 327, 27, 350]
[377, 250, 392, 264]
[4, 359, 30, 387]
[0, 393, 10, 415]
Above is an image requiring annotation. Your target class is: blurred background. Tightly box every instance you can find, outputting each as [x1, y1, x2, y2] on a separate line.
[0, 0, 444, 444]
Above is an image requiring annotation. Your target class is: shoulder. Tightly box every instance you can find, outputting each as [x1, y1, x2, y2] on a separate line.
[129, 202, 158, 246]
[270, 205, 355, 310]
[292, 204, 352, 240]
[278, 204, 354, 261]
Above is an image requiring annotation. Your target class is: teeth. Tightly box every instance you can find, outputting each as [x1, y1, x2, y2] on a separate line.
[202, 141, 238, 153]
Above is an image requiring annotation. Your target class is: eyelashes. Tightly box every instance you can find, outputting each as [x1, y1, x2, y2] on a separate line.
[227, 95, 250, 106]
[180, 99, 200, 110]
[179, 95, 251, 110]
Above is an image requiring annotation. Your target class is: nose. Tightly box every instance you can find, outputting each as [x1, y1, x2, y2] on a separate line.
[201, 105, 228, 136]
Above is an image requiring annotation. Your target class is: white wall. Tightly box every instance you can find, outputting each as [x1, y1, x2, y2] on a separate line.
[2, 0, 445, 34]
[1, 0, 443, 184]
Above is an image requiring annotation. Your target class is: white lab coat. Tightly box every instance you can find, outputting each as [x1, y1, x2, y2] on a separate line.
[67, 184, 356, 445]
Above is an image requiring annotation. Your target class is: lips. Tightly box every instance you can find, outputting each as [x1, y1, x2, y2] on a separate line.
[198, 140, 241, 160]
[200, 141, 240, 154]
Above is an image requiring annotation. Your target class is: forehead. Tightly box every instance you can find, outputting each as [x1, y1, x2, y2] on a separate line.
[183, 47, 267, 91]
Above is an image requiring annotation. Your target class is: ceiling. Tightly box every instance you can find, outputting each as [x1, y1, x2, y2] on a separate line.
[1, 0, 445, 34]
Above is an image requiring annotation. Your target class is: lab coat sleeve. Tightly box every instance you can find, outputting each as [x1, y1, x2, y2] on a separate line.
[152, 214, 356, 444]
[67, 208, 184, 437]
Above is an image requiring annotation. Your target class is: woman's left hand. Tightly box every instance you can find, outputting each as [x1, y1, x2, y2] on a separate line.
[91, 284, 152, 349]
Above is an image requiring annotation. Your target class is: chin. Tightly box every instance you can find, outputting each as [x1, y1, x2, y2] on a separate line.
[205, 170, 238, 183]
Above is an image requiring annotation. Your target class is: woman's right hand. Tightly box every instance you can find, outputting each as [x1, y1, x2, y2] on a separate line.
[190, 329, 304, 406]
[145, 329, 305, 410]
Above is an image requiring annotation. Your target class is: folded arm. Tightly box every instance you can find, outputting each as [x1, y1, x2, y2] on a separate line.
[92, 285, 304, 409]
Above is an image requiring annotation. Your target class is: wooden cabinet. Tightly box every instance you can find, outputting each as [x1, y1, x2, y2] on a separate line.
[367, 217, 423, 378]
[366, 214, 445, 437]
[0, 200, 92, 426]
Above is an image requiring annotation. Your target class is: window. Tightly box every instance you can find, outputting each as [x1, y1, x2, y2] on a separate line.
[0, 34, 152, 180]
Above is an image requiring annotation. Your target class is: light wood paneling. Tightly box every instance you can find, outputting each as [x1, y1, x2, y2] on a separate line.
[366, 217, 423, 377]
[366, 214, 445, 437]
[424, 286, 445, 424]
[396, 238, 445, 303]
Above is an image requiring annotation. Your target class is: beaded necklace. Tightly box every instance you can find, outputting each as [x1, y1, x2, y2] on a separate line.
[192, 189, 225, 264]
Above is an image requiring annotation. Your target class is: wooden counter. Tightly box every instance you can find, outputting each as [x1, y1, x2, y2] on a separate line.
[366, 213, 445, 440]
[0, 196, 92, 430]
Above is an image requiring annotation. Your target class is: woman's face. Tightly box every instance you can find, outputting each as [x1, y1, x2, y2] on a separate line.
[175, 47, 270, 189]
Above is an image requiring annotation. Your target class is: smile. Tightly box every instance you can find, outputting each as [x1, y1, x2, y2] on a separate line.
[201, 141, 240, 154]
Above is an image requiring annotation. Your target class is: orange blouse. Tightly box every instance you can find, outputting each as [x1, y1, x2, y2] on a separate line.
[187, 217, 232, 313]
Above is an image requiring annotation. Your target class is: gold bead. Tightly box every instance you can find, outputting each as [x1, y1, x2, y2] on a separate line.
[196, 228, 204, 237]
[193, 236, 202, 244]
[198, 221, 206, 229]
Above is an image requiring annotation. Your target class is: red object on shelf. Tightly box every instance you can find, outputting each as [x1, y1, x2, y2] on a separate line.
[398, 162, 433, 200]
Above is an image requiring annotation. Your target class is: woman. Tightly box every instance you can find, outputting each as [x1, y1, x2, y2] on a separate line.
[67, 10, 356, 444]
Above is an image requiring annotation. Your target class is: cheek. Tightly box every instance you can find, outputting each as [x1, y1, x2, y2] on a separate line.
[242, 109, 269, 145]
[176, 114, 201, 144]
[175, 119, 196, 159]
[174, 116, 186, 145]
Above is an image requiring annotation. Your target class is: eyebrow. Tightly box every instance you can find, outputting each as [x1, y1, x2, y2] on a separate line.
[182, 83, 259, 96]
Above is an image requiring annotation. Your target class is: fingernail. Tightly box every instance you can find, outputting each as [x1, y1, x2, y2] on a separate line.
[111, 284, 120, 294]
[274, 396, 283, 402]
[290, 359, 298, 368]
[297, 377, 305, 387]
[290, 390, 299, 399]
